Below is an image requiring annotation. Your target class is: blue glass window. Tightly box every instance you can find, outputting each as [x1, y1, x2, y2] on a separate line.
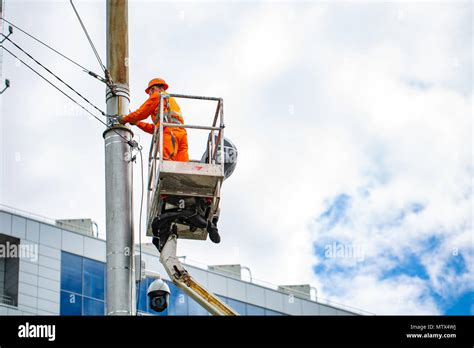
[226, 298, 247, 315]
[83, 297, 105, 316]
[188, 297, 208, 316]
[264, 308, 284, 316]
[168, 281, 187, 315]
[136, 279, 148, 313]
[246, 303, 265, 316]
[61, 252, 83, 294]
[216, 295, 228, 304]
[83, 258, 105, 300]
[60, 291, 82, 316]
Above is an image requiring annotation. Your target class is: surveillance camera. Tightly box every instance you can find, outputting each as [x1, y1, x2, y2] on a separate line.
[147, 278, 170, 312]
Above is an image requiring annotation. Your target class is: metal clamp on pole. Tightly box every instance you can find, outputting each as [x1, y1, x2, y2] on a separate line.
[0, 25, 13, 44]
[105, 83, 130, 127]
[0, 79, 10, 94]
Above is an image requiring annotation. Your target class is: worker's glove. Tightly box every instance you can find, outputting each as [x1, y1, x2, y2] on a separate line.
[117, 116, 127, 125]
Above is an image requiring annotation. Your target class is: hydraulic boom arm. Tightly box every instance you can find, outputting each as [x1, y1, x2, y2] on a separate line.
[159, 234, 239, 316]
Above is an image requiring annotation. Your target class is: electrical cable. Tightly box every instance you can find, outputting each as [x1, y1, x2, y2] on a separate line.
[2, 35, 112, 118]
[1, 45, 131, 144]
[69, 0, 107, 74]
[1, 17, 92, 73]
[136, 148, 145, 315]
[3, 14, 146, 314]
[130, 152, 134, 314]
[0, 17, 107, 84]
[3, 17, 145, 311]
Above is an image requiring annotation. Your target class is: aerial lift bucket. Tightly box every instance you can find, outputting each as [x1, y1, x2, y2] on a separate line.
[145, 93, 239, 315]
[146, 94, 227, 243]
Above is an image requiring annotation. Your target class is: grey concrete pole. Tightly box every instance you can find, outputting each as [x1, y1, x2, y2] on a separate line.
[103, 0, 135, 315]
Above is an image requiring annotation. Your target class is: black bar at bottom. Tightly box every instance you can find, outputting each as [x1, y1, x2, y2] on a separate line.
[0, 315, 472, 346]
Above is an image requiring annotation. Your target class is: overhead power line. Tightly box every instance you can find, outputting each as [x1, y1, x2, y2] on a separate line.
[1, 45, 130, 144]
[69, 0, 107, 75]
[2, 35, 109, 118]
[0, 16, 106, 83]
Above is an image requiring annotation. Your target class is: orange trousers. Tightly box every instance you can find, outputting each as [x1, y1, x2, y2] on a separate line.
[162, 128, 189, 162]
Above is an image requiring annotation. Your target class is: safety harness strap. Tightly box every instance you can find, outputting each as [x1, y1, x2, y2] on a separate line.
[166, 131, 176, 160]
[154, 94, 178, 160]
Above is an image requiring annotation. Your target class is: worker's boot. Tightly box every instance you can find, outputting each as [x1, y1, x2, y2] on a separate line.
[187, 213, 208, 229]
[206, 219, 220, 244]
[158, 228, 170, 252]
[151, 226, 170, 253]
[152, 215, 176, 252]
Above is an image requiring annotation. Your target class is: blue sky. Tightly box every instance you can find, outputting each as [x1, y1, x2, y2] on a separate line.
[0, 1, 472, 315]
[314, 188, 472, 314]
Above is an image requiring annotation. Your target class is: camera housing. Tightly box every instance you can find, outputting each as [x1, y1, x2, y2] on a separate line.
[147, 278, 171, 312]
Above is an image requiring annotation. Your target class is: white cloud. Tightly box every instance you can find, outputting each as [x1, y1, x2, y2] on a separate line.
[326, 274, 442, 315]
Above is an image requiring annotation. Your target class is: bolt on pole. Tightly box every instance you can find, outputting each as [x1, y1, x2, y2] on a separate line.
[103, 0, 135, 315]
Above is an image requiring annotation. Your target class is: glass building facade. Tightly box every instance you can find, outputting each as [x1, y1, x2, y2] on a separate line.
[136, 277, 283, 316]
[0, 209, 358, 316]
[61, 251, 283, 316]
[60, 252, 105, 316]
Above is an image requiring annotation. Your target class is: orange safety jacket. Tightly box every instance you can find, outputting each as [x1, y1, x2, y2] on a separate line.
[122, 91, 185, 134]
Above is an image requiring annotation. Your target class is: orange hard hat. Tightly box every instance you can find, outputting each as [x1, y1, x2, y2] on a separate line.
[145, 78, 169, 93]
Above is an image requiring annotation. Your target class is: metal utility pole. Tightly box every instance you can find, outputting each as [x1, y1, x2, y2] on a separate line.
[103, 0, 135, 315]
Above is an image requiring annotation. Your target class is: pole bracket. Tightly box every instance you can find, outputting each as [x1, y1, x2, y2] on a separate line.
[0, 25, 13, 44]
[0, 79, 10, 94]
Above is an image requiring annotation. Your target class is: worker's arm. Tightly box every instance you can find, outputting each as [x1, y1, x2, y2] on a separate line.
[136, 121, 155, 134]
[122, 92, 160, 124]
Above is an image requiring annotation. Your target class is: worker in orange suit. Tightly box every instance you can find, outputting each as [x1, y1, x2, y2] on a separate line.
[118, 78, 189, 162]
